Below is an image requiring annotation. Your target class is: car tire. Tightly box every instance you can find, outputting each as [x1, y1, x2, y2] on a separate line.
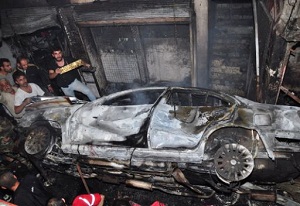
[24, 123, 54, 158]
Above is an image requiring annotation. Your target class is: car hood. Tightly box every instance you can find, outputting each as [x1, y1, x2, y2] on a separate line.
[18, 97, 84, 128]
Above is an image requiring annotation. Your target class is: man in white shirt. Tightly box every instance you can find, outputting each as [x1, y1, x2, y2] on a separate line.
[13, 70, 44, 114]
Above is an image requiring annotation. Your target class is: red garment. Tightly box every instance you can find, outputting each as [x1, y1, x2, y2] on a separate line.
[72, 193, 102, 206]
[151, 201, 166, 206]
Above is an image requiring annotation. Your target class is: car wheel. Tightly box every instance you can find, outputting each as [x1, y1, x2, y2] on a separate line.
[24, 125, 52, 158]
[214, 143, 254, 183]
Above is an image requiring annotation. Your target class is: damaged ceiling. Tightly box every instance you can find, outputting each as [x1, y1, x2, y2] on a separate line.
[0, 0, 299, 42]
[1, 7, 60, 38]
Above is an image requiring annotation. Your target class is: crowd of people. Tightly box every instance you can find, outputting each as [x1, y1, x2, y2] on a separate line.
[0, 46, 96, 120]
[0, 47, 101, 205]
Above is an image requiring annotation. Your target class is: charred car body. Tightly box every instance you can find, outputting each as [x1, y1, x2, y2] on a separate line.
[21, 87, 300, 199]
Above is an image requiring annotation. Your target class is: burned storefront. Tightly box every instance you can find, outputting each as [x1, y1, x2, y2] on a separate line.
[0, 0, 300, 205]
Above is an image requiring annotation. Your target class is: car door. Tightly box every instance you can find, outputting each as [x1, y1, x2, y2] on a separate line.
[66, 88, 167, 146]
[148, 88, 233, 149]
[63, 88, 166, 166]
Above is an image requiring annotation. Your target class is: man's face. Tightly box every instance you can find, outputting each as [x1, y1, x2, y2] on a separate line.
[0, 80, 13, 93]
[18, 59, 29, 70]
[15, 75, 28, 87]
[1, 61, 12, 73]
[52, 50, 63, 62]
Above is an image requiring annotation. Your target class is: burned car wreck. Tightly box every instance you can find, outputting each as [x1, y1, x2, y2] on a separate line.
[20, 87, 300, 200]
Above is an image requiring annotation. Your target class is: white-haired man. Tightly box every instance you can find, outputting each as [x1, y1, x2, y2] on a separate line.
[0, 78, 24, 118]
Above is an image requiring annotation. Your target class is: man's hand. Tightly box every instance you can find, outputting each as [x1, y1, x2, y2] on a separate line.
[55, 68, 61, 74]
[85, 63, 91, 68]
[23, 98, 32, 105]
[82, 61, 97, 72]
[82, 60, 91, 68]
[49, 68, 61, 79]
[81, 62, 96, 73]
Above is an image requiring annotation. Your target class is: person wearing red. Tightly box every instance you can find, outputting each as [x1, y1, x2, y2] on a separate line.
[72, 193, 104, 206]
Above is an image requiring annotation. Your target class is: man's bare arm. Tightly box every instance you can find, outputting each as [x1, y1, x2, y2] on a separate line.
[14, 98, 31, 114]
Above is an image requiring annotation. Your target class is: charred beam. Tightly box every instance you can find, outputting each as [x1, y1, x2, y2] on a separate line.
[193, 0, 209, 88]
[73, 2, 190, 25]
[57, 7, 88, 60]
[77, 17, 190, 27]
